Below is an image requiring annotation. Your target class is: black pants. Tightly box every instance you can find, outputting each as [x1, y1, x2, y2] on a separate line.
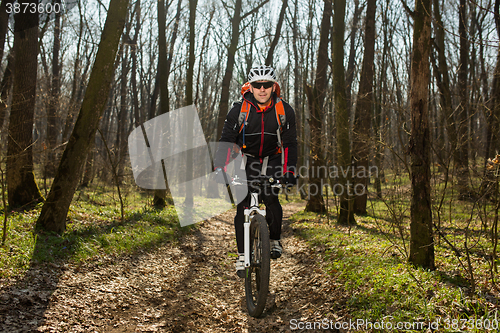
[234, 155, 283, 254]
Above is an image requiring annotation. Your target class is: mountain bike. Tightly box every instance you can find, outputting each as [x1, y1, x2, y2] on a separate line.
[231, 175, 285, 317]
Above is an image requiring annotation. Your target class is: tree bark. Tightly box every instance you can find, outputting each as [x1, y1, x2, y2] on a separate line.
[194, 7, 214, 108]
[7, 1, 43, 208]
[184, 0, 197, 208]
[45, 0, 62, 178]
[345, 0, 361, 111]
[153, 0, 181, 207]
[265, 0, 287, 67]
[0, 0, 13, 65]
[457, 0, 471, 199]
[62, 1, 85, 144]
[473, 9, 490, 168]
[115, 4, 135, 185]
[333, 0, 355, 225]
[36, 0, 130, 233]
[291, 0, 306, 199]
[352, 0, 376, 215]
[80, 145, 95, 188]
[409, 0, 435, 270]
[487, 1, 500, 177]
[131, 0, 141, 128]
[115, 44, 129, 184]
[217, 0, 243, 141]
[304, 0, 331, 213]
[0, 50, 13, 131]
[431, 0, 456, 175]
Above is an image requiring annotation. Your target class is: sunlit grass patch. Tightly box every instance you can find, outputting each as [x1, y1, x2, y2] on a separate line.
[290, 209, 499, 330]
[0, 185, 193, 279]
[43, 204, 187, 264]
[0, 205, 41, 278]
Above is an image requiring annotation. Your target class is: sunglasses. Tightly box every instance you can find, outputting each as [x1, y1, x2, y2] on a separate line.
[251, 81, 274, 89]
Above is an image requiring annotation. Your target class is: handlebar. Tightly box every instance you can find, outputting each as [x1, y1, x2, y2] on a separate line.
[230, 175, 290, 189]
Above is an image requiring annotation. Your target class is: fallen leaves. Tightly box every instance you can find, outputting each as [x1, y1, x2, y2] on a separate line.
[0, 202, 346, 332]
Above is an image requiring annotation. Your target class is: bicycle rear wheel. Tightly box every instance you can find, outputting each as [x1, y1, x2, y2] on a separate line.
[245, 214, 270, 317]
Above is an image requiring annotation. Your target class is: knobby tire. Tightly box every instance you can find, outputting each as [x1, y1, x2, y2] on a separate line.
[245, 214, 270, 317]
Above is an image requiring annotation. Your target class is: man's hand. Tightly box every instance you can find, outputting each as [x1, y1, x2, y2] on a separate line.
[214, 168, 230, 185]
[282, 172, 297, 186]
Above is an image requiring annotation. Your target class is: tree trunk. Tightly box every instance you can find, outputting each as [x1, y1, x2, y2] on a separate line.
[333, 0, 355, 225]
[153, 0, 181, 207]
[131, 0, 141, 128]
[184, 0, 197, 208]
[45, 0, 62, 178]
[409, 0, 435, 270]
[489, 2, 500, 159]
[116, 6, 137, 184]
[304, 85, 326, 213]
[217, 0, 243, 141]
[474, 10, 491, 168]
[304, 0, 331, 213]
[62, 1, 85, 144]
[291, 0, 306, 199]
[36, 0, 130, 233]
[194, 6, 213, 107]
[352, 0, 376, 215]
[430, 0, 447, 170]
[432, 0, 458, 183]
[0, 50, 13, 131]
[265, 0, 287, 67]
[7, 1, 43, 208]
[345, 0, 361, 111]
[372, 0, 390, 199]
[0, 0, 13, 65]
[149, 72, 159, 120]
[116, 48, 129, 184]
[80, 146, 95, 188]
[457, 0, 471, 199]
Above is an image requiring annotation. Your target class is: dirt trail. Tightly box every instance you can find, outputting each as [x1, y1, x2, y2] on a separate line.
[0, 202, 347, 332]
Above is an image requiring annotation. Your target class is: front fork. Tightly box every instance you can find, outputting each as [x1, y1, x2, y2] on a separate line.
[243, 192, 266, 268]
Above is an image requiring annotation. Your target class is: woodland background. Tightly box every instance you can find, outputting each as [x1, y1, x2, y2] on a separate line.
[1, 0, 500, 301]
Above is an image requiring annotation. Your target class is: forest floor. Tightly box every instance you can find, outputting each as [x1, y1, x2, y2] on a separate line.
[0, 202, 348, 332]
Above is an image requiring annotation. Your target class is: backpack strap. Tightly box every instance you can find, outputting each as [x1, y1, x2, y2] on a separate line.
[238, 100, 251, 148]
[238, 100, 251, 132]
[275, 99, 286, 132]
[275, 99, 286, 166]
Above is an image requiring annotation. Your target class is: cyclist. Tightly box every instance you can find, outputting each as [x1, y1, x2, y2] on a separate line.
[214, 65, 297, 277]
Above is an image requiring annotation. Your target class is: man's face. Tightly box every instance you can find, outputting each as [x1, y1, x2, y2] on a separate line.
[250, 81, 274, 106]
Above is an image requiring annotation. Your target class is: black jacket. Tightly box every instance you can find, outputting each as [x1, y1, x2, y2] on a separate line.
[215, 91, 298, 174]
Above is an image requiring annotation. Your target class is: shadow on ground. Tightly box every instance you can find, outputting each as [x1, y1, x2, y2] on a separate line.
[0, 206, 184, 332]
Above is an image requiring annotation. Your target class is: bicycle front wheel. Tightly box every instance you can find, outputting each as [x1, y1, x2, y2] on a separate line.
[245, 213, 270, 317]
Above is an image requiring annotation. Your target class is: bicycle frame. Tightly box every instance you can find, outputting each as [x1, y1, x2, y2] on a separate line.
[231, 175, 285, 268]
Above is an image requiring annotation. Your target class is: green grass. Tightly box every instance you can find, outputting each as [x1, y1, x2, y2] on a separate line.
[290, 193, 500, 332]
[0, 185, 194, 279]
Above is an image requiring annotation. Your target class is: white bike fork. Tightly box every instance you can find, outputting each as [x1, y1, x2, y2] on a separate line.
[243, 192, 266, 268]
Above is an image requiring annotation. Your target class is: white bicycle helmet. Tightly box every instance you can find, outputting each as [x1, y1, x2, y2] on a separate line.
[248, 65, 277, 83]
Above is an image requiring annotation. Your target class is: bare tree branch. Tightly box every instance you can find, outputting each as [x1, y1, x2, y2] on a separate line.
[400, 0, 414, 17]
[241, 0, 270, 20]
